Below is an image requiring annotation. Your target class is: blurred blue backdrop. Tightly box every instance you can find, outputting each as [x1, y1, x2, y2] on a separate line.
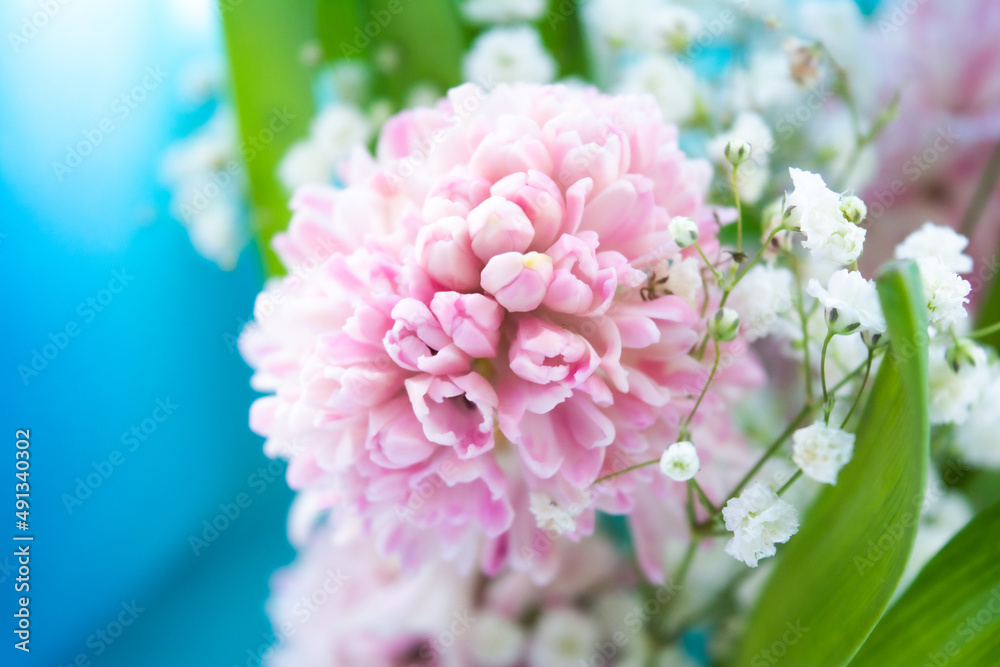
[0, 1, 294, 665]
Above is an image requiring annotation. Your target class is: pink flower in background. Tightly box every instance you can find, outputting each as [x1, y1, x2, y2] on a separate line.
[241, 83, 762, 583]
[264, 522, 638, 667]
[863, 0, 1000, 283]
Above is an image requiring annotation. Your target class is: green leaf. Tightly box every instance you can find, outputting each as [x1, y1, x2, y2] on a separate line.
[538, 0, 591, 79]
[733, 261, 930, 667]
[220, 0, 317, 276]
[850, 499, 1000, 666]
[368, 0, 465, 104]
[317, 0, 365, 61]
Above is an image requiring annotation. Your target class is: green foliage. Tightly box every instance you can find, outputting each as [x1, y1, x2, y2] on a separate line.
[734, 261, 930, 667]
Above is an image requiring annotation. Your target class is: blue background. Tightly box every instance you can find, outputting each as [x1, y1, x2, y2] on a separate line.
[1, 1, 294, 665]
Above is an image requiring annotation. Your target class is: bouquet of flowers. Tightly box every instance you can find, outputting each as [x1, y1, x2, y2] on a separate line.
[166, 0, 1000, 664]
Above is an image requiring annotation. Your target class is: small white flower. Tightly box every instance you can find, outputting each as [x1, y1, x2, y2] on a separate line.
[722, 481, 799, 568]
[917, 256, 971, 331]
[471, 612, 527, 667]
[807, 269, 886, 335]
[528, 492, 577, 535]
[792, 421, 855, 484]
[311, 104, 372, 163]
[724, 139, 753, 167]
[928, 343, 988, 425]
[528, 608, 601, 667]
[461, 0, 547, 24]
[896, 222, 974, 274]
[278, 141, 331, 190]
[840, 195, 867, 224]
[709, 112, 773, 202]
[664, 257, 703, 309]
[956, 366, 1000, 467]
[463, 26, 556, 84]
[729, 264, 795, 341]
[660, 441, 700, 481]
[708, 307, 741, 342]
[615, 54, 698, 124]
[668, 216, 699, 248]
[786, 168, 866, 266]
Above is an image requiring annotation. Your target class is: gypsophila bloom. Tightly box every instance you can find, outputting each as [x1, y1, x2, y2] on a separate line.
[240, 83, 763, 582]
[463, 26, 556, 84]
[896, 222, 974, 274]
[786, 168, 866, 266]
[461, 0, 546, 24]
[792, 421, 855, 484]
[529, 608, 602, 667]
[917, 256, 971, 330]
[659, 441, 700, 482]
[722, 481, 799, 568]
[840, 195, 867, 224]
[724, 139, 752, 167]
[709, 111, 773, 202]
[528, 492, 579, 535]
[956, 366, 1000, 467]
[668, 216, 699, 248]
[807, 270, 887, 335]
[472, 612, 527, 667]
[928, 342, 988, 425]
[663, 257, 703, 309]
[708, 308, 741, 342]
[729, 264, 794, 341]
[615, 55, 698, 124]
[278, 103, 372, 189]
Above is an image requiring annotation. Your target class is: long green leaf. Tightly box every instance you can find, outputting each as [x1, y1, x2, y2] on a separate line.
[733, 261, 930, 667]
[849, 499, 1000, 666]
[220, 0, 316, 276]
[367, 0, 464, 104]
[317, 0, 365, 61]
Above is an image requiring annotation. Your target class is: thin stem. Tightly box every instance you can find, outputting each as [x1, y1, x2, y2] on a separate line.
[729, 403, 813, 499]
[820, 330, 835, 420]
[691, 478, 717, 514]
[591, 459, 659, 486]
[694, 240, 725, 285]
[718, 224, 784, 310]
[968, 320, 1000, 339]
[685, 481, 697, 527]
[777, 470, 803, 496]
[684, 339, 721, 429]
[732, 164, 744, 254]
[840, 348, 874, 429]
[960, 139, 1000, 237]
[791, 256, 814, 402]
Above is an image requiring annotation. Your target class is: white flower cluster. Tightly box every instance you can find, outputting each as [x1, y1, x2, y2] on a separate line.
[722, 481, 800, 568]
[786, 168, 867, 266]
[161, 109, 246, 270]
[278, 103, 372, 190]
[463, 25, 556, 85]
[792, 421, 855, 484]
[894, 222, 972, 331]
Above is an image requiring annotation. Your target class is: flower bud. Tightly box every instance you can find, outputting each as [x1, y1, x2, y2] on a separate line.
[708, 307, 740, 342]
[840, 195, 867, 225]
[467, 196, 535, 262]
[668, 216, 699, 248]
[660, 441, 700, 481]
[481, 251, 553, 312]
[724, 140, 752, 166]
[945, 337, 985, 373]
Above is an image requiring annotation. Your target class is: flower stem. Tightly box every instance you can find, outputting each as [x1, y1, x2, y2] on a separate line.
[840, 348, 874, 429]
[684, 339, 721, 430]
[820, 330, 835, 421]
[791, 256, 814, 402]
[777, 470, 803, 496]
[967, 320, 1000, 339]
[694, 240, 725, 285]
[960, 139, 1000, 237]
[729, 403, 812, 500]
[691, 479, 717, 514]
[732, 164, 744, 255]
